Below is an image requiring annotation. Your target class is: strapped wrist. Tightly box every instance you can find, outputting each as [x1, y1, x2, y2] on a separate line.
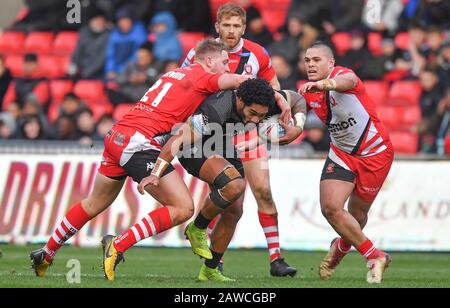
[320, 79, 337, 91]
[294, 113, 306, 130]
[151, 157, 170, 178]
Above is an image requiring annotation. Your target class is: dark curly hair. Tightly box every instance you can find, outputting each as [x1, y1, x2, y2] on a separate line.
[236, 78, 275, 107]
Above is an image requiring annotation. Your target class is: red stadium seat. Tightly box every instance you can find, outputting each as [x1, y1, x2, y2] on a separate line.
[113, 103, 134, 122]
[445, 136, 450, 155]
[89, 102, 114, 121]
[24, 32, 55, 55]
[402, 105, 422, 126]
[4, 55, 24, 77]
[73, 80, 109, 105]
[38, 56, 64, 78]
[53, 32, 79, 56]
[50, 80, 74, 104]
[368, 32, 382, 56]
[2, 83, 16, 111]
[389, 131, 418, 154]
[364, 81, 389, 106]
[395, 32, 410, 50]
[0, 32, 26, 55]
[178, 32, 207, 58]
[377, 105, 400, 129]
[47, 102, 61, 123]
[387, 80, 422, 106]
[255, 0, 291, 33]
[331, 32, 351, 56]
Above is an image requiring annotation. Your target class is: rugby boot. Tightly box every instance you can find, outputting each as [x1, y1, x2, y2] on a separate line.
[30, 248, 52, 278]
[101, 235, 125, 281]
[366, 252, 392, 284]
[184, 222, 212, 260]
[319, 238, 347, 280]
[197, 264, 235, 282]
[270, 258, 297, 277]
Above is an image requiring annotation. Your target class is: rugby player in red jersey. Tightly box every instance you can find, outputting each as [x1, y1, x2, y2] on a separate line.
[299, 42, 394, 284]
[29, 39, 250, 280]
[182, 3, 298, 277]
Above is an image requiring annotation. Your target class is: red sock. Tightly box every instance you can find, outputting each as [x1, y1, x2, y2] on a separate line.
[44, 202, 90, 262]
[114, 207, 172, 253]
[356, 239, 382, 260]
[337, 238, 352, 253]
[207, 216, 219, 238]
[258, 212, 281, 262]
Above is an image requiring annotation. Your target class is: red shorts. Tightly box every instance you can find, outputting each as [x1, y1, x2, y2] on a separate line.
[99, 125, 174, 182]
[233, 129, 268, 162]
[321, 144, 394, 203]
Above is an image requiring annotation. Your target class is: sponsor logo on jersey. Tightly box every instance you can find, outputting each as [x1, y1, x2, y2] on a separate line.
[114, 133, 125, 146]
[244, 64, 253, 75]
[328, 118, 358, 133]
[310, 102, 322, 108]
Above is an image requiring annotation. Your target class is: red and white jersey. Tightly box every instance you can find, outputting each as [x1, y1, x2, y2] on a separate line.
[182, 38, 276, 81]
[117, 63, 222, 148]
[303, 66, 391, 157]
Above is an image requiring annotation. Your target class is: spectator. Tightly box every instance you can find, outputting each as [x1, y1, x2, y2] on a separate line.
[5, 54, 49, 110]
[0, 56, 12, 110]
[417, 69, 442, 153]
[70, 8, 111, 80]
[108, 43, 160, 104]
[76, 109, 97, 146]
[244, 6, 273, 48]
[338, 29, 381, 80]
[58, 93, 88, 119]
[362, 0, 404, 37]
[14, 115, 48, 141]
[381, 38, 415, 81]
[55, 114, 78, 140]
[105, 6, 147, 80]
[0, 112, 16, 139]
[150, 11, 183, 63]
[271, 55, 299, 91]
[94, 114, 115, 141]
[437, 41, 450, 91]
[424, 27, 445, 69]
[436, 88, 450, 155]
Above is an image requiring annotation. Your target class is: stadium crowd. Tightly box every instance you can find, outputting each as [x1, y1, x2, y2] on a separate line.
[0, 0, 449, 155]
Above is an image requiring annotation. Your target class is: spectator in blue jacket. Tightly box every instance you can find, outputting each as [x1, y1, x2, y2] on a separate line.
[149, 11, 182, 63]
[105, 6, 147, 80]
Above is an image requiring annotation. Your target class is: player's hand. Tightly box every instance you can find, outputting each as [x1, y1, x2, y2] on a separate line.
[275, 93, 291, 125]
[299, 81, 324, 94]
[278, 123, 302, 145]
[137, 175, 160, 195]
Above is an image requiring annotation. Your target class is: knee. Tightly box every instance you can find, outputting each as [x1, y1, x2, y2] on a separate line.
[176, 199, 195, 223]
[320, 201, 341, 221]
[221, 178, 246, 202]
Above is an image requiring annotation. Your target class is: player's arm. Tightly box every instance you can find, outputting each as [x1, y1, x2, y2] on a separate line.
[299, 72, 358, 93]
[274, 91, 291, 125]
[278, 91, 307, 145]
[217, 74, 251, 90]
[269, 76, 281, 90]
[137, 115, 208, 193]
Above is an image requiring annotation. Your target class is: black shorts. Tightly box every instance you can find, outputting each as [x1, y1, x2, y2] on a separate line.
[178, 146, 245, 179]
[120, 149, 175, 183]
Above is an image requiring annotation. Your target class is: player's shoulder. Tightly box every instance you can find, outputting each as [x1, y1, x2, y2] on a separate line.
[332, 66, 357, 78]
[243, 39, 270, 58]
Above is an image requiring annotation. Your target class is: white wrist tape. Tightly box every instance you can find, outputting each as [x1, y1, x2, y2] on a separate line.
[294, 113, 306, 130]
[151, 157, 170, 178]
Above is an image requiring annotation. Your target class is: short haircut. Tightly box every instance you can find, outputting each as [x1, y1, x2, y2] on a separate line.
[217, 3, 246, 24]
[308, 41, 335, 59]
[195, 39, 227, 60]
[236, 79, 275, 107]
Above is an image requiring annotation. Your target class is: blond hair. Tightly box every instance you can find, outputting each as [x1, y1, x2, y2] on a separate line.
[217, 3, 246, 24]
[195, 39, 227, 60]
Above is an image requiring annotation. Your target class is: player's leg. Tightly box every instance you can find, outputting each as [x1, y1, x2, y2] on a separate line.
[185, 156, 246, 261]
[197, 194, 244, 282]
[243, 156, 297, 277]
[31, 173, 125, 277]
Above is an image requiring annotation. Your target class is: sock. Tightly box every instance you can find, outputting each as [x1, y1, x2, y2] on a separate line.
[114, 207, 172, 253]
[356, 239, 382, 260]
[207, 216, 219, 238]
[194, 211, 212, 230]
[204, 250, 224, 269]
[258, 212, 281, 262]
[337, 238, 352, 254]
[44, 202, 90, 262]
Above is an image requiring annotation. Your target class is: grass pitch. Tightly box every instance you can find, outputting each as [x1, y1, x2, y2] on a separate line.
[0, 245, 449, 288]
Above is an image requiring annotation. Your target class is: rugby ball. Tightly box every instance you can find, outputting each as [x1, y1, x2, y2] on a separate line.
[258, 114, 295, 143]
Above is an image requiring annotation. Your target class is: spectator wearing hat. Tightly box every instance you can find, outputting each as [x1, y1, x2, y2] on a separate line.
[70, 8, 111, 80]
[149, 11, 182, 63]
[105, 6, 147, 80]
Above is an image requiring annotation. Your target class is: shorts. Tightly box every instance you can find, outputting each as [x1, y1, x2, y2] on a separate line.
[99, 125, 175, 183]
[233, 129, 268, 162]
[178, 140, 245, 179]
[321, 144, 394, 203]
